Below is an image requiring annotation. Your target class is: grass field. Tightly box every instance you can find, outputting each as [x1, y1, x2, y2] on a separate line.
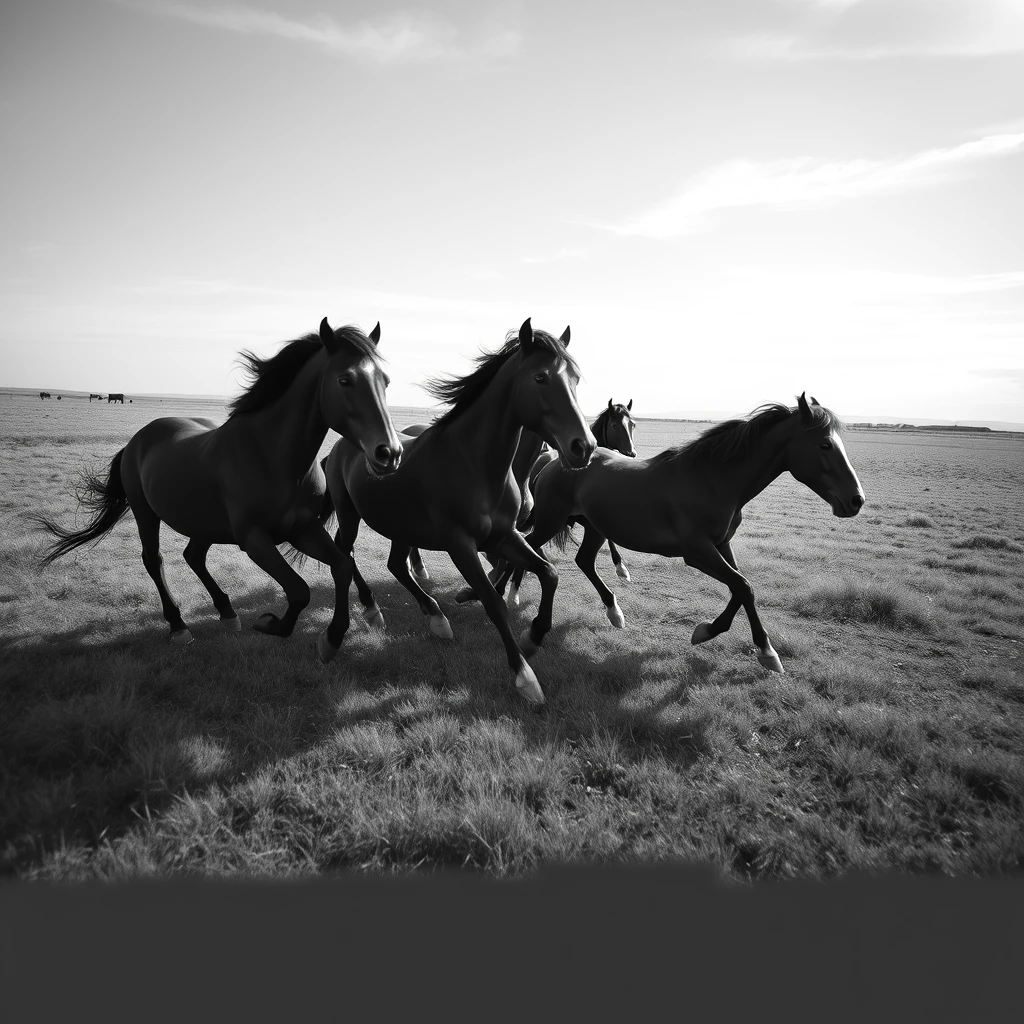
[1, 391, 1022, 880]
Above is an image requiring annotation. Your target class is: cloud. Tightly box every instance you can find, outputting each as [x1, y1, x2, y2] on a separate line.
[596, 132, 1024, 238]
[132, 2, 521, 63]
[520, 247, 591, 265]
[734, 0, 1024, 59]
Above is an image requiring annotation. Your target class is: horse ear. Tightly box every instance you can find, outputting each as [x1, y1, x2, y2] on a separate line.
[608, 398, 613, 409]
[797, 391, 814, 422]
[368, 321, 381, 346]
[320, 317, 339, 355]
[810, 395, 820, 406]
[519, 317, 535, 352]
[560, 325, 570, 346]
[627, 399, 633, 411]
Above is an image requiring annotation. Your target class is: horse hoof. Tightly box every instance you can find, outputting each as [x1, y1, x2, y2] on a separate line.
[454, 586, 478, 604]
[615, 564, 631, 581]
[514, 663, 545, 705]
[691, 623, 714, 645]
[757, 648, 785, 673]
[429, 614, 454, 640]
[506, 585, 520, 610]
[317, 630, 340, 664]
[363, 605, 386, 632]
[170, 628, 194, 645]
[220, 616, 241, 632]
[606, 599, 625, 629]
[253, 613, 278, 634]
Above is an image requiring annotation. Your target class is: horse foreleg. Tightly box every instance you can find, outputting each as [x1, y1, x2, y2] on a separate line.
[574, 521, 624, 628]
[493, 531, 559, 657]
[608, 541, 631, 581]
[286, 522, 354, 662]
[133, 507, 191, 643]
[690, 540, 743, 647]
[683, 540, 783, 673]
[455, 558, 514, 607]
[183, 538, 239, 631]
[239, 527, 310, 638]
[387, 542, 454, 639]
[446, 538, 545, 705]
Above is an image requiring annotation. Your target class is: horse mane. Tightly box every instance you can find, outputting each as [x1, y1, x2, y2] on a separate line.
[651, 400, 843, 467]
[422, 328, 580, 431]
[229, 326, 380, 418]
[591, 403, 633, 446]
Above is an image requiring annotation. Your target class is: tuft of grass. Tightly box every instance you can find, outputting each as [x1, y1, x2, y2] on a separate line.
[901, 515, 936, 529]
[951, 534, 1023, 553]
[791, 577, 942, 633]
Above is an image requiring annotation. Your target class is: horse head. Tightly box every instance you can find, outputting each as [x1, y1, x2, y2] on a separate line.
[786, 393, 865, 518]
[513, 318, 596, 471]
[601, 398, 637, 458]
[318, 318, 402, 477]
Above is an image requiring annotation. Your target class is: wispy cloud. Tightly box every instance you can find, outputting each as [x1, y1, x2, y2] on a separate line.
[596, 132, 1024, 238]
[131, 2, 521, 63]
[520, 247, 591, 265]
[734, 0, 1024, 59]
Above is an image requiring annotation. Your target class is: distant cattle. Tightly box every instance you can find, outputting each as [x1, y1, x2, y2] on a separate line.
[89, 394, 104, 402]
[107, 393, 125, 404]
[39, 392, 51, 400]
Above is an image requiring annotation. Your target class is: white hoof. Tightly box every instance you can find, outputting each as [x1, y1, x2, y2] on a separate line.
[514, 663, 545, 705]
[220, 616, 241, 632]
[757, 646, 785, 673]
[363, 605, 386, 632]
[606, 598, 625, 629]
[691, 622, 714, 645]
[506, 584, 520, 610]
[519, 627, 539, 658]
[428, 613, 454, 640]
[317, 630, 340, 663]
[615, 563, 631, 581]
[170, 628, 194, 645]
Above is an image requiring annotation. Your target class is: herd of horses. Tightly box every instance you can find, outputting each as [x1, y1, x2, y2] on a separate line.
[39, 393, 125, 402]
[35, 317, 865, 705]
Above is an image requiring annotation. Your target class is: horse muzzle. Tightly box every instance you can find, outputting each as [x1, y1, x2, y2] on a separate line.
[559, 435, 597, 471]
[832, 492, 865, 518]
[367, 443, 402, 478]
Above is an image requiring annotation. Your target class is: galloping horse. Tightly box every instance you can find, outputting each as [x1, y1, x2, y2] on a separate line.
[33, 319, 402, 651]
[107, 393, 125, 404]
[520, 394, 865, 673]
[483, 398, 638, 609]
[319, 318, 597, 705]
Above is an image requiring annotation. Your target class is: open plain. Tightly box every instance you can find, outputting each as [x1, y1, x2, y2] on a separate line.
[1, 390, 1022, 880]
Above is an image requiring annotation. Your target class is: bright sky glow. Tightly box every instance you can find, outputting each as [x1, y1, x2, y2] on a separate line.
[2, 0, 1023, 424]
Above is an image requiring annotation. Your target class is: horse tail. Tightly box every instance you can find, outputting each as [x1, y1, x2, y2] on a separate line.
[31, 449, 129, 565]
[551, 520, 578, 553]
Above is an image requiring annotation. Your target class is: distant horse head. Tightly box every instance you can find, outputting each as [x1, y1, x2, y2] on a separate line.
[510, 320, 596, 470]
[317, 319, 402, 476]
[786, 393, 865, 518]
[593, 398, 636, 458]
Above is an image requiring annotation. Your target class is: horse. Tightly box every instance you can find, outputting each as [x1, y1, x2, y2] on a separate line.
[107, 393, 125, 404]
[476, 397, 638, 609]
[39, 392, 51, 400]
[89, 394, 103, 402]
[319, 318, 597, 705]
[519, 394, 865, 674]
[32, 319, 403, 651]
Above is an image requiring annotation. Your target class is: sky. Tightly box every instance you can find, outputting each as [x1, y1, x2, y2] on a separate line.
[2, 0, 1024, 423]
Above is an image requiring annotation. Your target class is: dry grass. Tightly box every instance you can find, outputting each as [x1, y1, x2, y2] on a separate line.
[1, 394, 1022, 881]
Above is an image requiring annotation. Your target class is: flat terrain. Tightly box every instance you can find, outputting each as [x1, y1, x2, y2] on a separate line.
[1, 391, 1022, 879]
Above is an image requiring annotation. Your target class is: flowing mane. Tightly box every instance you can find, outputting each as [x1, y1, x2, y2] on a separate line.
[591, 402, 634, 446]
[651, 400, 843, 467]
[422, 328, 579, 431]
[229, 326, 381, 418]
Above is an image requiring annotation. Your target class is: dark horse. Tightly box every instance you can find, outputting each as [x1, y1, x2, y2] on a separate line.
[39, 392, 51, 400]
[520, 394, 865, 673]
[34, 319, 402, 650]
[89, 394, 103, 402]
[107, 393, 125, 404]
[477, 397, 638, 609]
[320, 318, 596, 705]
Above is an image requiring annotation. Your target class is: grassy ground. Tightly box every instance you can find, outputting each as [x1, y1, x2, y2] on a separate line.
[1, 393, 1022, 880]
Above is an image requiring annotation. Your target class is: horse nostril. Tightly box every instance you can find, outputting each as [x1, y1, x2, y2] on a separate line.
[375, 443, 396, 466]
[851, 494, 864, 510]
[570, 438, 586, 461]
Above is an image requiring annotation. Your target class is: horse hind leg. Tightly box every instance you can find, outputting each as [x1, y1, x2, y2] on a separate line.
[575, 521, 624, 628]
[609, 541, 631, 581]
[133, 505, 192, 643]
[408, 547, 430, 582]
[387, 542, 453, 639]
[183, 538, 239, 631]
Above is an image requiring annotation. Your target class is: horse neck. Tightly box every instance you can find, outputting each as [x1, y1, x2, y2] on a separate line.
[704, 417, 795, 508]
[244, 354, 328, 480]
[511, 429, 545, 485]
[443, 359, 523, 485]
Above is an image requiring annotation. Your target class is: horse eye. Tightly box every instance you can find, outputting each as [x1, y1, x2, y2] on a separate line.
[533, 373, 548, 384]
[819, 441, 833, 451]
[338, 376, 353, 387]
